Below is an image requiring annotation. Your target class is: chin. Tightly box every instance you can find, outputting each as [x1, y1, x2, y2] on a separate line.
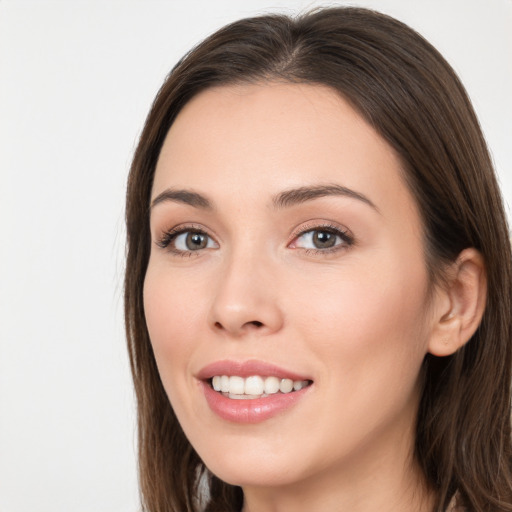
[206, 459, 304, 489]
[196, 437, 310, 488]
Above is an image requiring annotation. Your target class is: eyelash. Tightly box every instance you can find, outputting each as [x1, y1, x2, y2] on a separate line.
[156, 224, 215, 257]
[156, 223, 354, 257]
[289, 223, 354, 255]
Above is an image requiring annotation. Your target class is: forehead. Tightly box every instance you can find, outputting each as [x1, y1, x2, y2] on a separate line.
[152, 82, 418, 226]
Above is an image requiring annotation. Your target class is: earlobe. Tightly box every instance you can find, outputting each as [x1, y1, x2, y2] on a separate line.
[428, 248, 487, 357]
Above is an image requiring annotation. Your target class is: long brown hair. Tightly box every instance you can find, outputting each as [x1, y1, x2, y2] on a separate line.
[125, 7, 512, 511]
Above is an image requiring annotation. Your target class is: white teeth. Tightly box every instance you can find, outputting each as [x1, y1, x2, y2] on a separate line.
[279, 378, 293, 393]
[245, 376, 264, 395]
[220, 375, 230, 393]
[229, 376, 245, 395]
[228, 393, 261, 400]
[211, 375, 310, 397]
[264, 376, 280, 394]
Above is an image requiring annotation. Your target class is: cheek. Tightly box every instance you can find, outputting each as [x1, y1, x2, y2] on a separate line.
[289, 253, 431, 385]
[143, 263, 208, 381]
[142, 263, 216, 434]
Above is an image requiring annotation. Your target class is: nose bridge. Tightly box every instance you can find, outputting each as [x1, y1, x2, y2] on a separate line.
[209, 243, 283, 337]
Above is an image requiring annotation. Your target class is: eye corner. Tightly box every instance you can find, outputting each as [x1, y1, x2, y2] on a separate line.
[288, 221, 355, 255]
[154, 224, 219, 257]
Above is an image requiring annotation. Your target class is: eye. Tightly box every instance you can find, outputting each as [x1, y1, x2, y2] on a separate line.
[157, 227, 218, 254]
[290, 225, 353, 252]
[174, 231, 216, 251]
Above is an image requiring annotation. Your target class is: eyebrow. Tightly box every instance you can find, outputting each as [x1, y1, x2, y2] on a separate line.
[150, 183, 378, 213]
[150, 189, 213, 210]
[272, 184, 378, 212]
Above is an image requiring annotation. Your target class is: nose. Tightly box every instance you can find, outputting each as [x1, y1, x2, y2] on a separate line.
[208, 252, 284, 338]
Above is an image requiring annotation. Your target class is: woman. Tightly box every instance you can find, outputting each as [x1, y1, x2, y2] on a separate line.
[125, 7, 512, 512]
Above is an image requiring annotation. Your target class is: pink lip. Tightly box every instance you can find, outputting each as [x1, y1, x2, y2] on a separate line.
[197, 359, 311, 381]
[201, 381, 311, 423]
[197, 360, 313, 424]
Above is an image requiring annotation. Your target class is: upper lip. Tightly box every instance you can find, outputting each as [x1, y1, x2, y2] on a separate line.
[196, 359, 312, 382]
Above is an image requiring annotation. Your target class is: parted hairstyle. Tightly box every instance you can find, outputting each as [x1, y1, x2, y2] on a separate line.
[125, 7, 512, 512]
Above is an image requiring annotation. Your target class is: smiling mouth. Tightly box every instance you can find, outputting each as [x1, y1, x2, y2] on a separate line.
[210, 375, 313, 399]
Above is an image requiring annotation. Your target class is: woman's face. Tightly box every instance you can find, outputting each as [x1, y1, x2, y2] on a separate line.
[144, 83, 437, 491]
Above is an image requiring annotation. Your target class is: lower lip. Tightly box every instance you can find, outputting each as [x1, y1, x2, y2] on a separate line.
[201, 381, 311, 424]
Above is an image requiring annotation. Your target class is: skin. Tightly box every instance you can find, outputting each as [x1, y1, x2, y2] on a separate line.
[144, 82, 449, 511]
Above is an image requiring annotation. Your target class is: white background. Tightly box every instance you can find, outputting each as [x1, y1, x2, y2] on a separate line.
[1, 1, 510, 511]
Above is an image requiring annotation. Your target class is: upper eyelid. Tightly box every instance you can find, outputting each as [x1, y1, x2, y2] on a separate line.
[287, 222, 355, 253]
[157, 223, 217, 239]
[288, 221, 353, 241]
[155, 224, 219, 251]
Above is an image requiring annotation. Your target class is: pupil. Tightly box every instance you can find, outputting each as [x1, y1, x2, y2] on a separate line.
[186, 232, 207, 250]
[313, 231, 335, 248]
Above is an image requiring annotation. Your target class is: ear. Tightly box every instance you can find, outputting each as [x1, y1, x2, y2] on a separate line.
[428, 248, 487, 357]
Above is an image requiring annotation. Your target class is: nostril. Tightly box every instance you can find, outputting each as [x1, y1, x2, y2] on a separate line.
[212, 319, 266, 333]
